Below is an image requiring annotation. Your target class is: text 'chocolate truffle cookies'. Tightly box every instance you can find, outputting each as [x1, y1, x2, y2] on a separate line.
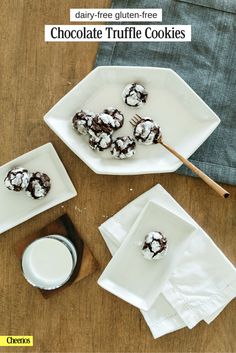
[72, 110, 95, 135]
[142, 231, 168, 260]
[122, 83, 148, 107]
[4, 167, 30, 192]
[111, 136, 136, 159]
[26, 172, 51, 200]
[134, 118, 162, 145]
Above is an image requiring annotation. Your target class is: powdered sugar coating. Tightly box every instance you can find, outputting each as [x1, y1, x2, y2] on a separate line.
[99, 113, 116, 128]
[103, 108, 124, 130]
[88, 112, 116, 151]
[4, 167, 30, 191]
[72, 110, 95, 135]
[26, 172, 51, 199]
[89, 131, 112, 151]
[142, 231, 168, 260]
[134, 118, 162, 145]
[89, 113, 116, 135]
[111, 136, 136, 159]
[122, 83, 148, 107]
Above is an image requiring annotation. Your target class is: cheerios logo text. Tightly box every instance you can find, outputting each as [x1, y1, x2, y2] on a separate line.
[0, 336, 33, 347]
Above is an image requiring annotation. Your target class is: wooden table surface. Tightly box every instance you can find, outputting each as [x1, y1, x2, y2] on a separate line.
[0, 1, 235, 352]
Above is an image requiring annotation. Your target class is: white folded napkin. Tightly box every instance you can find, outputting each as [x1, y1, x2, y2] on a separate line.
[99, 184, 236, 338]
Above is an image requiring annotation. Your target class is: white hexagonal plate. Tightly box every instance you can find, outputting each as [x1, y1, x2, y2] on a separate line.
[44, 66, 220, 175]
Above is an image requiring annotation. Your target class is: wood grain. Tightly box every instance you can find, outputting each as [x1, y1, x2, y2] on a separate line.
[0, 1, 235, 352]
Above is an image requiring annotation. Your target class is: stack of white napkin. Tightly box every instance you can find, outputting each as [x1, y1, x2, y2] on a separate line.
[99, 184, 236, 338]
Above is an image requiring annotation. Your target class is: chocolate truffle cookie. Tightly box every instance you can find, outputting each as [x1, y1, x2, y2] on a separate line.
[26, 172, 51, 199]
[88, 113, 114, 151]
[72, 110, 95, 135]
[89, 131, 112, 151]
[134, 118, 162, 145]
[142, 231, 168, 260]
[122, 83, 148, 107]
[4, 167, 30, 192]
[111, 136, 136, 159]
[103, 108, 124, 130]
[89, 113, 116, 135]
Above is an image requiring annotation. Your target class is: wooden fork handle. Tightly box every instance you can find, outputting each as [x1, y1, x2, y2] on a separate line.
[159, 140, 230, 199]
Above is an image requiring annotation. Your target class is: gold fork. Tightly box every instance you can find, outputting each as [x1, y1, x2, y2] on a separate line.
[130, 114, 229, 199]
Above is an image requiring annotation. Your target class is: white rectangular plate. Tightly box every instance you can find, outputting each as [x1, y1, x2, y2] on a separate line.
[98, 200, 197, 311]
[44, 66, 220, 175]
[0, 143, 77, 234]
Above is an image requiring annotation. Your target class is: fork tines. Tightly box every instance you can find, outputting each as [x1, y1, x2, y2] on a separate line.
[130, 114, 142, 127]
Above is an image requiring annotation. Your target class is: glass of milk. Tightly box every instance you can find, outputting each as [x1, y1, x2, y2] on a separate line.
[21, 235, 77, 290]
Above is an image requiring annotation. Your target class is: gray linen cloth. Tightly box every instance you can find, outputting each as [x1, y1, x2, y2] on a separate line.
[95, 0, 236, 185]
